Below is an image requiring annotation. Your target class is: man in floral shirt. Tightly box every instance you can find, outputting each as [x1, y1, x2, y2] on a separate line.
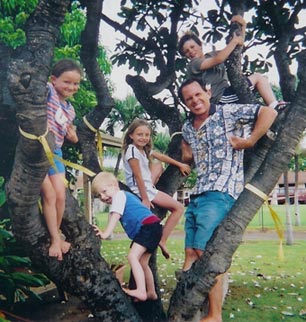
[178, 78, 277, 322]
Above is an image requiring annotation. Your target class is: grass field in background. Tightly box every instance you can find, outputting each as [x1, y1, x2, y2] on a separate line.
[96, 204, 306, 321]
[223, 240, 306, 321]
[100, 238, 306, 321]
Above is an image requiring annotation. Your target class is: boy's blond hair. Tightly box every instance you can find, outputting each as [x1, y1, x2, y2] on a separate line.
[92, 172, 118, 195]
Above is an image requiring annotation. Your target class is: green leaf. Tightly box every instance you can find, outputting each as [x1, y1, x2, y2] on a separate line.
[0, 317, 11, 322]
[0, 274, 16, 307]
[19, 286, 43, 301]
[4, 256, 31, 268]
[11, 272, 48, 287]
[0, 189, 6, 207]
[31, 273, 50, 285]
[0, 228, 13, 241]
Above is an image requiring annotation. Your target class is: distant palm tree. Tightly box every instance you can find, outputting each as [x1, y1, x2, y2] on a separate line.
[153, 132, 170, 153]
[104, 95, 148, 135]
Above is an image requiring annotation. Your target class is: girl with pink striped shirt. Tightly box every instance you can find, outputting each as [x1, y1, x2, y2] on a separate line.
[41, 59, 82, 261]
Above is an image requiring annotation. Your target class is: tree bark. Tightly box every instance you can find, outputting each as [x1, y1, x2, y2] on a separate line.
[2, 1, 143, 320]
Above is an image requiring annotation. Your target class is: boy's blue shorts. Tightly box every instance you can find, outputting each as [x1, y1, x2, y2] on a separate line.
[184, 191, 235, 251]
[48, 148, 65, 176]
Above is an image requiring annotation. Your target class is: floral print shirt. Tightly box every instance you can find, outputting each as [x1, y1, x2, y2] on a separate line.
[182, 103, 260, 199]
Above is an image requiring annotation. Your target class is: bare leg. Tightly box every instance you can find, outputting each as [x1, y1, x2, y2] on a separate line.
[150, 161, 163, 185]
[183, 248, 202, 271]
[123, 243, 148, 301]
[152, 191, 184, 259]
[183, 248, 223, 322]
[49, 173, 70, 254]
[140, 252, 158, 300]
[248, 73, 277, 106]
[200, 275, 223, 322]
[41, 175, 63, 260]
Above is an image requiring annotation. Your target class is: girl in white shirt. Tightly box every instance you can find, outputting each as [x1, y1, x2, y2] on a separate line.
[123, 119, 191, 259]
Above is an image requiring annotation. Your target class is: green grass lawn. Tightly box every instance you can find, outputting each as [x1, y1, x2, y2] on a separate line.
[224, 240, 306, 321]
[100, 238, 306, 321]
[95, 204, 306, 321]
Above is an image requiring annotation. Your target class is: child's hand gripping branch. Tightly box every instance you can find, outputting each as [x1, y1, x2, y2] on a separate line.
[65, 124, 78, 143]
[231, 14, 246, 39]
[92, 213, 120, 240]
[151, 150, 191, 176]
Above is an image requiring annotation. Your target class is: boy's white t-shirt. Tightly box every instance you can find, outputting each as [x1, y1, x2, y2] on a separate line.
[109, 190, 126, 215]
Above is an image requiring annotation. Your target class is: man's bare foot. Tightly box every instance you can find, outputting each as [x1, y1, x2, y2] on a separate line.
[60, 239, 71, 254]
[159, 242, 170, 259]
[122, 287, 147, 301]
[49, 240, 63, 261]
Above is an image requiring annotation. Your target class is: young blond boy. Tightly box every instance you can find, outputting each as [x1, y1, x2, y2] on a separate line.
[92, 172, 162, 301]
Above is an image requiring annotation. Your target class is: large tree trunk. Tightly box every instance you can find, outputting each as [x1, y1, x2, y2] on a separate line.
[2, 1, 145, 321]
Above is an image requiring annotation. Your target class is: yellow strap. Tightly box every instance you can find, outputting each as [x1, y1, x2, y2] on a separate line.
[97, 131, 103, 169]
[19, 127, 58, 173]
[83, 116, 103, 169]
[19, 126, 68, 188]
[245, 183, 284, 260]
[19, 126, 96, 177]
[268, 204, 284, 260]
[38, 198, 43, 213]
[170, 131, 182, 140]
[245, 183, 268, 200]
[83, 116, 97, 133]
[53, 154, 96, 177]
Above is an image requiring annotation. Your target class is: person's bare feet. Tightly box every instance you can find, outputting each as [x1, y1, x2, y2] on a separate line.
[49, 240, 63, 261]
[159, 242, 170, 259]
[60, 239, 71, 254]
[122, 288, 147, 301]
